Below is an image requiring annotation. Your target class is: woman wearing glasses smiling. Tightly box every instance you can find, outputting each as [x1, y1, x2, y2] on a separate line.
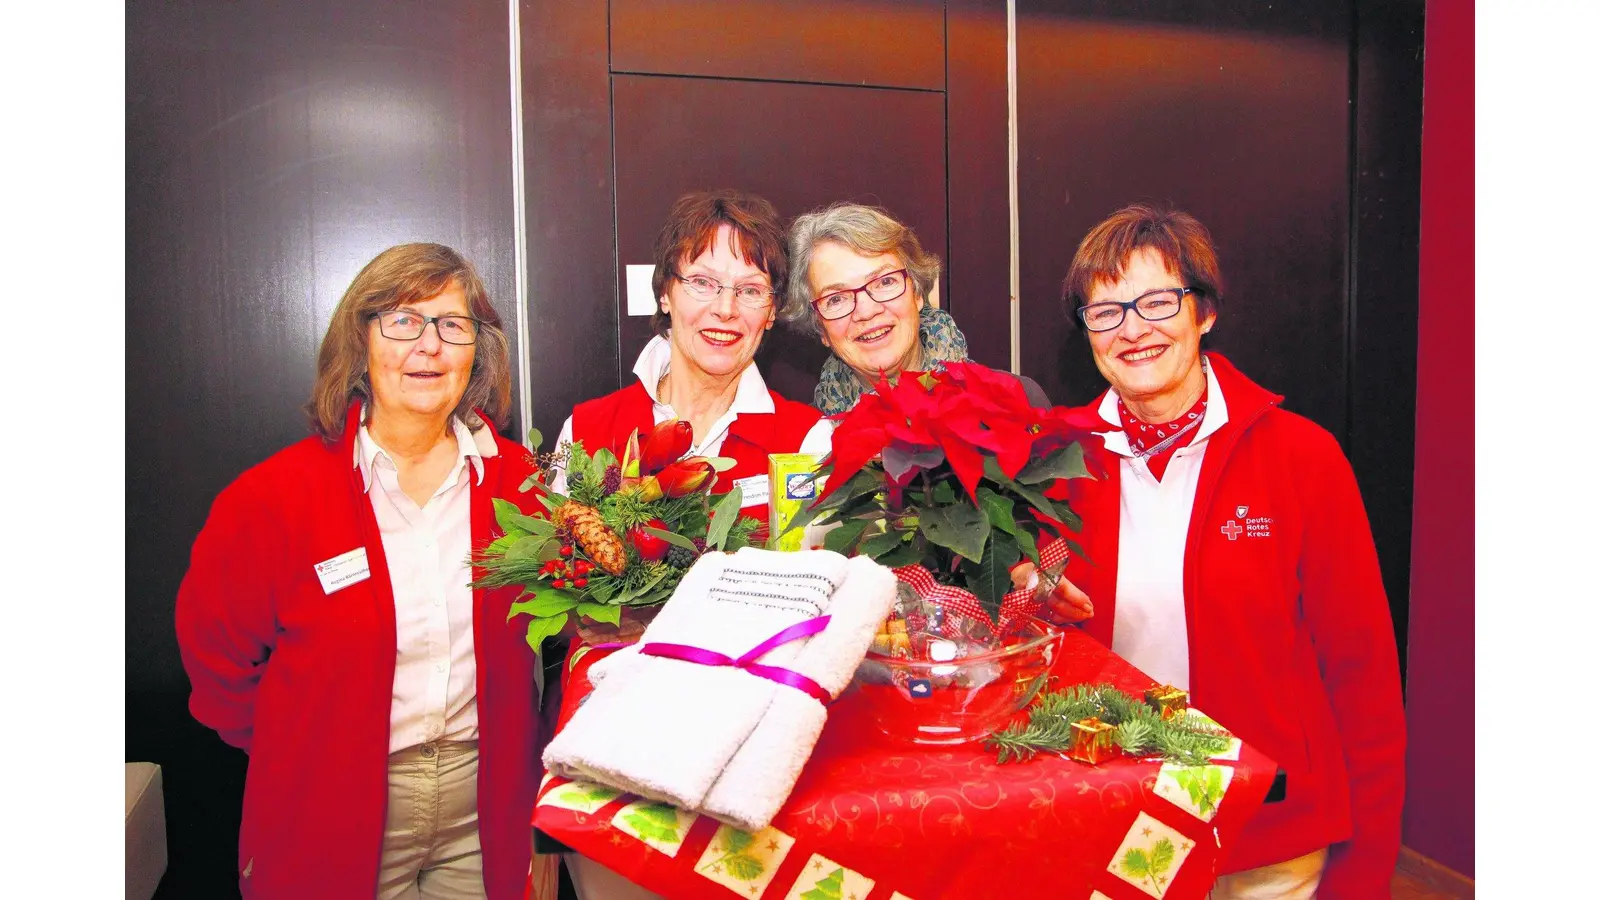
[1053, 204, 1405, 898]
[550, 190, 832, 526]
[176, 243, 546, 900]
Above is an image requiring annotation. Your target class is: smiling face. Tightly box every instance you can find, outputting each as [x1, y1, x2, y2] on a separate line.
[660, 223, 776, 383]
[1086, 247, 1214, 416]
[366, 281, 476, 429]
[810, 240, 926, 383]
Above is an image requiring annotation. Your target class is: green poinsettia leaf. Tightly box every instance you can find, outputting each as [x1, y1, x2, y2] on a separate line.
[705, 486, 744, 550]
[977, 487, 1019, 535]
[857, 528, 904, 560]
[816, 468, 883, 512]
[821, 516, 871, 555]
[509, 591, 580, 619]
[966, 530, 1021, 616]
[639, 526, 699, 553]
[931, 478, 957, 505]
[724, 855, 764, 881]
[873, 540, 924, 569]
[575, 601, 621, 625]
[524, 611, 569, 654]
[1017, 440, 1091, 484]
[920, 503, 990, 562]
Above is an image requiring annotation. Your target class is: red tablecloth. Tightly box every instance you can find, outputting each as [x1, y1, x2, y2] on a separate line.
[534, 630, 1275, 900]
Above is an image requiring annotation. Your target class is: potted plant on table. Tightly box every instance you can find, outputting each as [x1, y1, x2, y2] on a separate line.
[472, 419, 761, 651]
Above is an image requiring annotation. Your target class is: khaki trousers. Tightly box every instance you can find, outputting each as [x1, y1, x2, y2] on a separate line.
[1210, 848, 1328, 900]
[377, 741, 486, 900]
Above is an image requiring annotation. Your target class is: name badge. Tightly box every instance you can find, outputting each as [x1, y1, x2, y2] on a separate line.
[314, 547, 371, 595]
[733, 475, 770, 509]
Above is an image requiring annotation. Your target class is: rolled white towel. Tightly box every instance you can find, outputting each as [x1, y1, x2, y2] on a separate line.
[699, 555, 899, 831]
[543, 548, 849, 809]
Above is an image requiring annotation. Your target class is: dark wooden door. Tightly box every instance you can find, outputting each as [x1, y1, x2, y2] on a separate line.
[127, 2, 518, 894]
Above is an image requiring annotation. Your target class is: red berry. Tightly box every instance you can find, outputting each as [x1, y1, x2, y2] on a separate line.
[575, 577, 588, 588]
[559, 545, 573, 558]
[552, 579, 565, 589]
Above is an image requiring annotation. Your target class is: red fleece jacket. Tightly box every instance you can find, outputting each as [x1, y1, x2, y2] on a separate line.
[176, 403, 544, 899]
[1061, 353, 1405, 896]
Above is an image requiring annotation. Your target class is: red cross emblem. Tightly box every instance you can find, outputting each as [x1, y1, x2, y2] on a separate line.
[1220, 520, 1243, 541]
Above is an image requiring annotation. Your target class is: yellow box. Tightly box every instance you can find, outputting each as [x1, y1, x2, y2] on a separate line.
[768, 453, 822, 551]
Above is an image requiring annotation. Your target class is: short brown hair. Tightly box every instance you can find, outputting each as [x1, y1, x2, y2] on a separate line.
[650, 190, 788, 335]
[1062, 203, 1224, 328]
[305, 243, 511, 442]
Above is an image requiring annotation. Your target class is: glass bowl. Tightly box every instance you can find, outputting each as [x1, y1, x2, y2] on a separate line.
[851, 587, 1063, 745]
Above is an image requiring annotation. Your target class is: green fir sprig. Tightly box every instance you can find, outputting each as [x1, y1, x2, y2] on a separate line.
[986, 682, 1233, 766]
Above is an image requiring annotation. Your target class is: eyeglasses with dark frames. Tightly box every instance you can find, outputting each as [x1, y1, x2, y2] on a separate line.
[369, 310, 482, 345]
[1077, 287, 1199, 333]
[672, 272, 775, 308]
[811, 268, 910, 321]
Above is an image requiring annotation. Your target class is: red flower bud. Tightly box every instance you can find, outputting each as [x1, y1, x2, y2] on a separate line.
[655, 457, 714, 498]
[640, 419, 694, 474]
[574, 577, 588, 588]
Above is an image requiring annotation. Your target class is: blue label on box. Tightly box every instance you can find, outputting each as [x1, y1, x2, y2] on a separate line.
[908, 678, 932, 698]
[784, 473, 816, 500]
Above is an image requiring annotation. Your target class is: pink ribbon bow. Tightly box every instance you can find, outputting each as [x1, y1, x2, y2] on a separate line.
[638, 616, 833, 704]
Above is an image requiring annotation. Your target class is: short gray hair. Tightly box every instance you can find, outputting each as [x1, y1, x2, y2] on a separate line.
[779, 203, 940, 336]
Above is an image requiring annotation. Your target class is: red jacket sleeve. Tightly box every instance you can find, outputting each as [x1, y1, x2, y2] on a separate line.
[175, 476, 281, 752]
[1297, 430, 1406, 897]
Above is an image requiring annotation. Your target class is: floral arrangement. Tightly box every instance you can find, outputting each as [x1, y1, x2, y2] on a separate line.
[473, 420, 761, 651]
[786, 362, 1107, 622]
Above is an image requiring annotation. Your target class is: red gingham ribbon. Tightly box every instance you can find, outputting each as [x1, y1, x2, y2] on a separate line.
[890, 563, 1046, 630]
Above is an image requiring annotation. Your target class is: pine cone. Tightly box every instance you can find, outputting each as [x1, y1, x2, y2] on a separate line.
[554, 502, 628, 575]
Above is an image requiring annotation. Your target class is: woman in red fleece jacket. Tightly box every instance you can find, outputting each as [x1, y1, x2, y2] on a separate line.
[1036, 204, 1405, 898]
[176, 244, 545, 900]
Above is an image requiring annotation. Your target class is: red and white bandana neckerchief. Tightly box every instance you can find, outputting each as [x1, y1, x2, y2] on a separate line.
[1117, 387, 1208, 482]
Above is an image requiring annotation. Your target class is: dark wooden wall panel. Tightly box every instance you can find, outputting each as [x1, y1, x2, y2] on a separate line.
[127, 2, 515, 895]
[946, 0, 1014, 372]
[610, 74, 947, 403]
[1350, 0, 1424, 680]
[522, 0, 619, 443]
[1016, 2, 1352, 445]
[611, 0, 945, 89]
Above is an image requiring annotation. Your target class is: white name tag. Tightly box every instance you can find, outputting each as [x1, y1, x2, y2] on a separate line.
[314, 547, 371, 595]
[733, 475, 770, 509]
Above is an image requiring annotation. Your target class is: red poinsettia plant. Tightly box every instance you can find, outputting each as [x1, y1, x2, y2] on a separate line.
[785, 361, 1109, 621]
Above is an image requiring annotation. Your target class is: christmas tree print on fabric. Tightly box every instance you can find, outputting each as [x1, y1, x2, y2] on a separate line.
[1107, 811, 1196, 898]
[538, 779, 623, 815]
[611, 800, 696, 857]
[1153, 762, 1233, 822]
[784, 854, 875, 900]
[695, 823, 795, 897]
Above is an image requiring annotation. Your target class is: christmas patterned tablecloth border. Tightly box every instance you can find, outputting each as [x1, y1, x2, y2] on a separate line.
[533, 630, 1276, 900]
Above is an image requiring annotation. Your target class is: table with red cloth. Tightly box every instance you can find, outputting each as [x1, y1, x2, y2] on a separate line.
[533, 628, 1275, 900]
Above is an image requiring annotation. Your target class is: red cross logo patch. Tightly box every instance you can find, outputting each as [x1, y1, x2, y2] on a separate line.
[1220, 520, 1243, 541]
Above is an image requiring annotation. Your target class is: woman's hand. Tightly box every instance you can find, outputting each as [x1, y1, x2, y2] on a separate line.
[1010, 560, 1094, 625]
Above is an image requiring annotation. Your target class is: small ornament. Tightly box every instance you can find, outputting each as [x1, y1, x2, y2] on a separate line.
[1144, 684, 1189, 720]
[1067, 716, 1122, 765]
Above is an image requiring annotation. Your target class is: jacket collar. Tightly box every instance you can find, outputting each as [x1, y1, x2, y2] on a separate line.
[341, 400, 498, 491]
[1090, 352, 1278, 454]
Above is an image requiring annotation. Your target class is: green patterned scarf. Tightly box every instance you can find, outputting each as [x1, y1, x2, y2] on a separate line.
[812, 305, 970, 415]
